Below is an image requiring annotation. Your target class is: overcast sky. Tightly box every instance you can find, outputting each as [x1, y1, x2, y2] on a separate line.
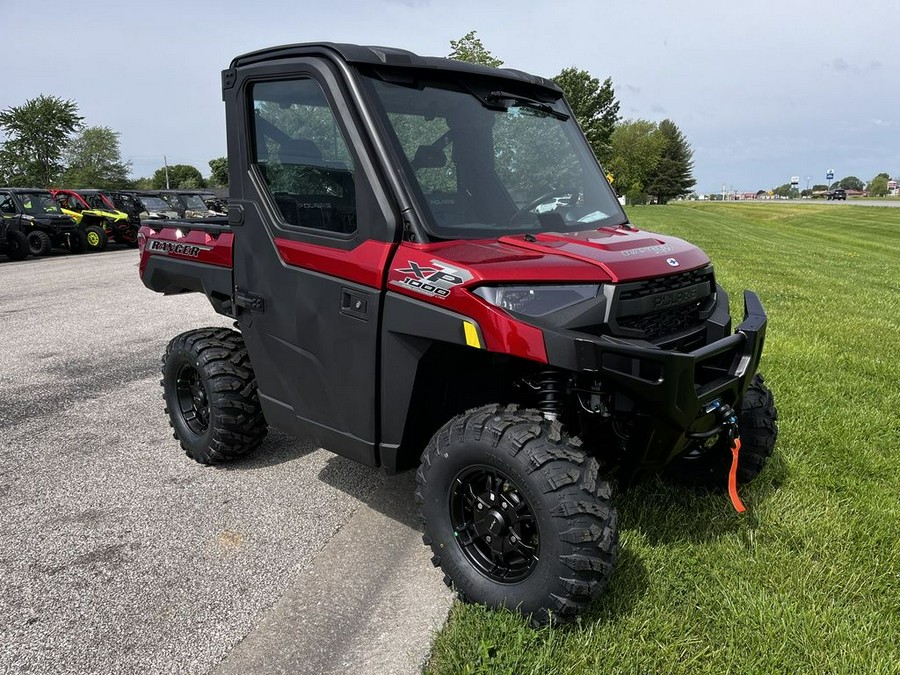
[3, 0, 896, 193]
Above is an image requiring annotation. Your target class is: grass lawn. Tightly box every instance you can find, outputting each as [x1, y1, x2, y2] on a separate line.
[426, 203, 900, 674]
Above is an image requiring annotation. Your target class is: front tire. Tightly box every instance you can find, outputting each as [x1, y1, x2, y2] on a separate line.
[83, 225, 108, 251]
[162, 327, 267, 464]
[27, 230, 52, 256]
[416, 405, 618, 626]
[666, 374, 778, 487]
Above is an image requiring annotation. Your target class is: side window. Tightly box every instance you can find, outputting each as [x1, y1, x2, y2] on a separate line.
[251, 78, 357, 234]
[0, 193, 14, 214]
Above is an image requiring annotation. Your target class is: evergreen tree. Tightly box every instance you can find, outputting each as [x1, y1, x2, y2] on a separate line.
[646, 119, 695, 204]
[552, 68, 620, 164]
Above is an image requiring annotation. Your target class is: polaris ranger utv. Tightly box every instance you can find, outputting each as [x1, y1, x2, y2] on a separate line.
[140, 43, 778, 625]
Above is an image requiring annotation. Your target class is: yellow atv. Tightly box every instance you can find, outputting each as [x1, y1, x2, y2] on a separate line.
[51, 189, 133, 251]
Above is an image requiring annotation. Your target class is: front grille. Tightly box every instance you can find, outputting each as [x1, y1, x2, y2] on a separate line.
[619, 266, 714, 301]
[612, 266, 715, 342]
[618, 305, 702, 338]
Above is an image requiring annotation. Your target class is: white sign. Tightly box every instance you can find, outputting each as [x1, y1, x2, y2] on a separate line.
[790, 176, 800, 186]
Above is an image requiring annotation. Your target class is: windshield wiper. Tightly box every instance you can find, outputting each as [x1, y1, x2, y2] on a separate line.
[486, 91, 569, 121]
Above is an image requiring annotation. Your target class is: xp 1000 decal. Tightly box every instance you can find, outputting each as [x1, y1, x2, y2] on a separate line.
[391, 260, 473, 298]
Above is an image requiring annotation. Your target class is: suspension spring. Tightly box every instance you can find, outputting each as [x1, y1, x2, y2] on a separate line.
[538, 370, 564, 420]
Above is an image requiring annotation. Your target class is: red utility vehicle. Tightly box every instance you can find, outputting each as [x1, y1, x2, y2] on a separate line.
[139, 43, 778, 625]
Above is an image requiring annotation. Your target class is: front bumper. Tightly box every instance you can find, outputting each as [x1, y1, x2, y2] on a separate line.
[547, 290, 767, 433]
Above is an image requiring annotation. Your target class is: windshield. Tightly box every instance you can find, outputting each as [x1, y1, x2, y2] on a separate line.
[20, 192, 61, 215]
[82, 193, 115, 210]
[180, 194, 208, 210]
[366, 76, 625, 239]
[139, 196, 172, 211]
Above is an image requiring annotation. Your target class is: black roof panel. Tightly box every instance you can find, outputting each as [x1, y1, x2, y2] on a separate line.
[230, 42, 561, 95]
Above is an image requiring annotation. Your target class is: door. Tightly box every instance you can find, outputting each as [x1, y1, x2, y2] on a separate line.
[229, 60, 399, 465]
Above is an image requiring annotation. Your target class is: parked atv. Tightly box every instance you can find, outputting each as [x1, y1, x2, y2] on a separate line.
[111, 191, 180, 226]
[50, 189, 131, 251]
[0, 217, 29, 261]
[0, 188, 82, 256]
[140, 43, 778, 626]
[142, 190, 219, 219]
[77, 189, 141, 247]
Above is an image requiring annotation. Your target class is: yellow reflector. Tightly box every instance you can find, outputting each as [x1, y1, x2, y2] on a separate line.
[463, 321, 482, 349]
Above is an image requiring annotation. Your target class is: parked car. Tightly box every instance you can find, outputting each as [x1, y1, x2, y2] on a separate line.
[827, 189, 847, 201]
[0, 188, 82, 255]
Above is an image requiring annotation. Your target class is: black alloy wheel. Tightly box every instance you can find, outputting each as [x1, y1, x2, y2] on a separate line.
[449, 465, 539, 584]
[174, 364, 210, 435]
[417, 405, 619, 626]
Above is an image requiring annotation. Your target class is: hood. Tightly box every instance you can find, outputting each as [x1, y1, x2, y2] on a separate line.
[402, 226, 711, 286]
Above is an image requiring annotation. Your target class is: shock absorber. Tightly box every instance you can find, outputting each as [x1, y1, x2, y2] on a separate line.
[538, 369, 563, 421]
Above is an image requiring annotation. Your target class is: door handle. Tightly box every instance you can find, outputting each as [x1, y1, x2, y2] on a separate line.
[341, 289, 369, 320]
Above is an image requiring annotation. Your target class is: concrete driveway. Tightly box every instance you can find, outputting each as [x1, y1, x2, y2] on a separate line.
[0, 249, 450, 674]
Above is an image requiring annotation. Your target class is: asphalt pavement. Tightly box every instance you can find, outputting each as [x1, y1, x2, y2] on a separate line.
[0, 249, 451, 674]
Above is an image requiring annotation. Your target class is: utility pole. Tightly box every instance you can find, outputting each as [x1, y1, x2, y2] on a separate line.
[164, 155, 170, 189]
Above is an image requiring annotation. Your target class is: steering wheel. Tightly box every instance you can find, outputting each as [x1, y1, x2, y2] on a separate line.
[509, 188, 580, 225]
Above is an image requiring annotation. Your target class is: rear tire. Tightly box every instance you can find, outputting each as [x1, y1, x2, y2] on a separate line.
[5, 230, 29, 260]
[161, 327, 267, 464]
[666, 374, 778, 487]
[67, 231, 87, 254]
[416, 405, 618, 626]
[27, 230, 53, 256]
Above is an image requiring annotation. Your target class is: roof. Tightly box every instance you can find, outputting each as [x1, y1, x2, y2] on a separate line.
[229, 42, 561, 96]
[0, 187, 51, 193]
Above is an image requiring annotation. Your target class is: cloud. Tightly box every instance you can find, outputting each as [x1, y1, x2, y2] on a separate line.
[825, 57, 883, 74]
[651, 104, 667, 114]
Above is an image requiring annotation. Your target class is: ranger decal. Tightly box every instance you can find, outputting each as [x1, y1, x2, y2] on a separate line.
[147, 239, 213, 258]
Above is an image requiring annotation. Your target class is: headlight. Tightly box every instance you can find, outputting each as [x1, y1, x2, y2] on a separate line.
[473, 285, 599, 317]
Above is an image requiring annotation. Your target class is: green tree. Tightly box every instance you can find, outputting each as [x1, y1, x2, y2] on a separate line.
[0, 95, 83, 187]
[607, 120, 666, 202]
[61, 126, 132, 189]
[867, 173, 889, 197]
[812, 184, 829, 192]
[448, 31, 503, 68]
[772, 183, 799, 198]
[151, 164, 206, 189]
[645, 119, 695, 204]
[208, 157, 228, 187]
[836, 175, 864, 191]
[552, 68, 619, 164]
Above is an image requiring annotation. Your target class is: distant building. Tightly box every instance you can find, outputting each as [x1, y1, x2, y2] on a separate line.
[889, 179, 898, 196]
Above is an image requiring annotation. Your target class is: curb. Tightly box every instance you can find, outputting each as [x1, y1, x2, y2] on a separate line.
[214, 470, 454, 675]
